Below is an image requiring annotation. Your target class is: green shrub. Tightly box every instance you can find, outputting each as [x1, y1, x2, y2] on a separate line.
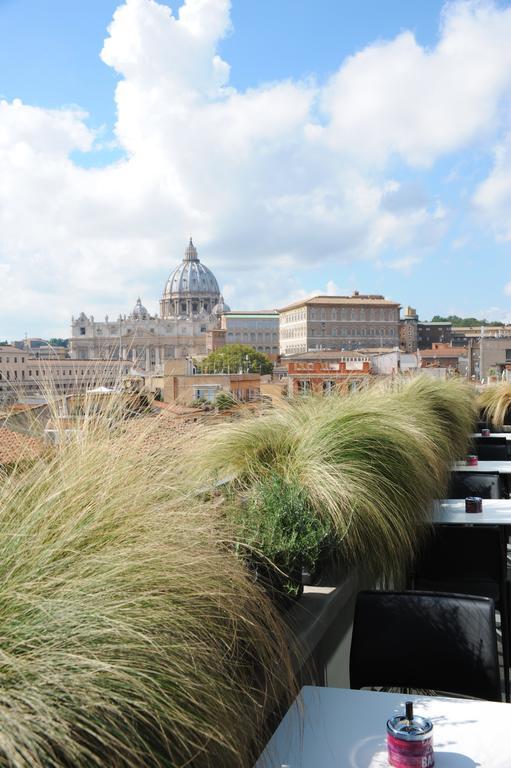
[191, 396, 208, 408]
[215, 392, 236, 411]
[229, 474, 330, 576]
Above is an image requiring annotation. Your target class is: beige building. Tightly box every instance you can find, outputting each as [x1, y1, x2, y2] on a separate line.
[0, 345, 130, 406]
[278, 293, 401, 356]
[206, 310, 279, 358]
[163, 359, 260, 404]
[479, 336, 511, 381]
[70, 239, 226, 369]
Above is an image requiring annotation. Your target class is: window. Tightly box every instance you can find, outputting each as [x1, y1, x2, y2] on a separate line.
[331, 309, 337, 321]
[320, 309, 326, 321]
[506, 349, 511, 362]
[80, 327, 86, 335]
[14, 357, 17, 363]
[311, 310, 317, 321]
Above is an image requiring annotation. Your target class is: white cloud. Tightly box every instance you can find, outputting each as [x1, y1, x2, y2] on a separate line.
[320, 1, 511, 167]
[2, 0, 511, 336]
[473, 132, 511, 239]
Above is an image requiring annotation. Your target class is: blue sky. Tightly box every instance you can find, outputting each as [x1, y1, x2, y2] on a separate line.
[1, 0, 511, 338]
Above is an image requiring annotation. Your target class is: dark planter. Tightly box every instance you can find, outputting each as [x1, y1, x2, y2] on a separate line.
[247, 555, 303, 611]
[303, 544, 349, 587]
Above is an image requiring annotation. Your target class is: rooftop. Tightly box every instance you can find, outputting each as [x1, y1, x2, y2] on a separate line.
[279, 294, 400, 312]
[0, 426, 45, 466]
[284, 350, 370, 361]
[223, 311, 278, 318]
[420, 347, 468, 357]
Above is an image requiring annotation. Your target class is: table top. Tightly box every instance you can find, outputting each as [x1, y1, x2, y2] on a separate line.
[472, 432, 511, 440]
[453, 460, 511, 474]
[255, 686, 511, 767]
[433, 498, 511, 524]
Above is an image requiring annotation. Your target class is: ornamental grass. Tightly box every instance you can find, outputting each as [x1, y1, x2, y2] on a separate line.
[378, 374, 477, 463]
[192, 376, 476, 580]
[478, 382, 511, 429]
[0, 404, 295, 767]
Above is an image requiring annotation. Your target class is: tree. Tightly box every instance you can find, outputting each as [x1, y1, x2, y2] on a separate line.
[48, 338, 69, 347]
[430, 315, 505, 327]
[197, 344, 273, 375]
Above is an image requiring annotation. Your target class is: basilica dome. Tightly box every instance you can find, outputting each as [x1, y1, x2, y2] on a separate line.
[212, 295, 231, 316]
[160, 239, 221, 319]
[131, 297, 149, 319]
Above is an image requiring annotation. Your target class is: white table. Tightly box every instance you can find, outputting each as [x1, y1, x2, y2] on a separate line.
[473, 432, 511, 441]
[433, 498, 511, 525]
[453, 460, 511, 474]
[255, 686, 511, 767]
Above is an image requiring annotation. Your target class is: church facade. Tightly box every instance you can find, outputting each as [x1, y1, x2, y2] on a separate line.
[70, 240, 230, 371]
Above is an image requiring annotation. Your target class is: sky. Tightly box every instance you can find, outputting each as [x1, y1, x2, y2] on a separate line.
[1, 0, 511, 339]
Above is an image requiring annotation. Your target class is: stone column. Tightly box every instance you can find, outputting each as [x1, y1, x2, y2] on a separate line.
[145, 347, 151, 371]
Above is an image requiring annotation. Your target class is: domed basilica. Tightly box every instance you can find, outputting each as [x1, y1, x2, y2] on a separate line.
[70, 239, 230, 370]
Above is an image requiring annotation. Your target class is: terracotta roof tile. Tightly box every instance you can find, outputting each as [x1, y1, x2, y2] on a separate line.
[0, 427, 45, 465]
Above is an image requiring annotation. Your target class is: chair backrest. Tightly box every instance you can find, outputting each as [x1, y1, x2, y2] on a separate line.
[350, 590, 500, 701]
[415, 524, 506, 586]
[448, 471, 503, 499]
[475, 437, 509, 461]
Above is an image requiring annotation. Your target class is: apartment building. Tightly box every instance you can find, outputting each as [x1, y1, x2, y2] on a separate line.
[221, 311, 279, 357]
[0, 346, 131, 405]
[278, 293, 401, 356]
[417, 321, 452, 349]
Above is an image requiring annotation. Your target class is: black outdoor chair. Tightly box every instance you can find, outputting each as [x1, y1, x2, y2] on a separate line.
[448, 471, 504, 499]
[350, 590, 501, 702]
[413, 525, 510, 701]
[475, 437, 509, 461]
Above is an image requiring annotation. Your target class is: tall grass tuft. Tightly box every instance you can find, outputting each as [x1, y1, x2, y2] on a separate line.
[478, 382, 511, 430]
[0, 405, 295, 767]
[192, 376, 476, 580]
[379, 375, 477, 462]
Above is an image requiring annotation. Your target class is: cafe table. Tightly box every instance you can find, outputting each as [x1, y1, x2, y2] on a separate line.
[453, 459, 511, 474]
[433, 498, 511, 525]
[472, 432, 511, 440]
[255, 686, 511, 767]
